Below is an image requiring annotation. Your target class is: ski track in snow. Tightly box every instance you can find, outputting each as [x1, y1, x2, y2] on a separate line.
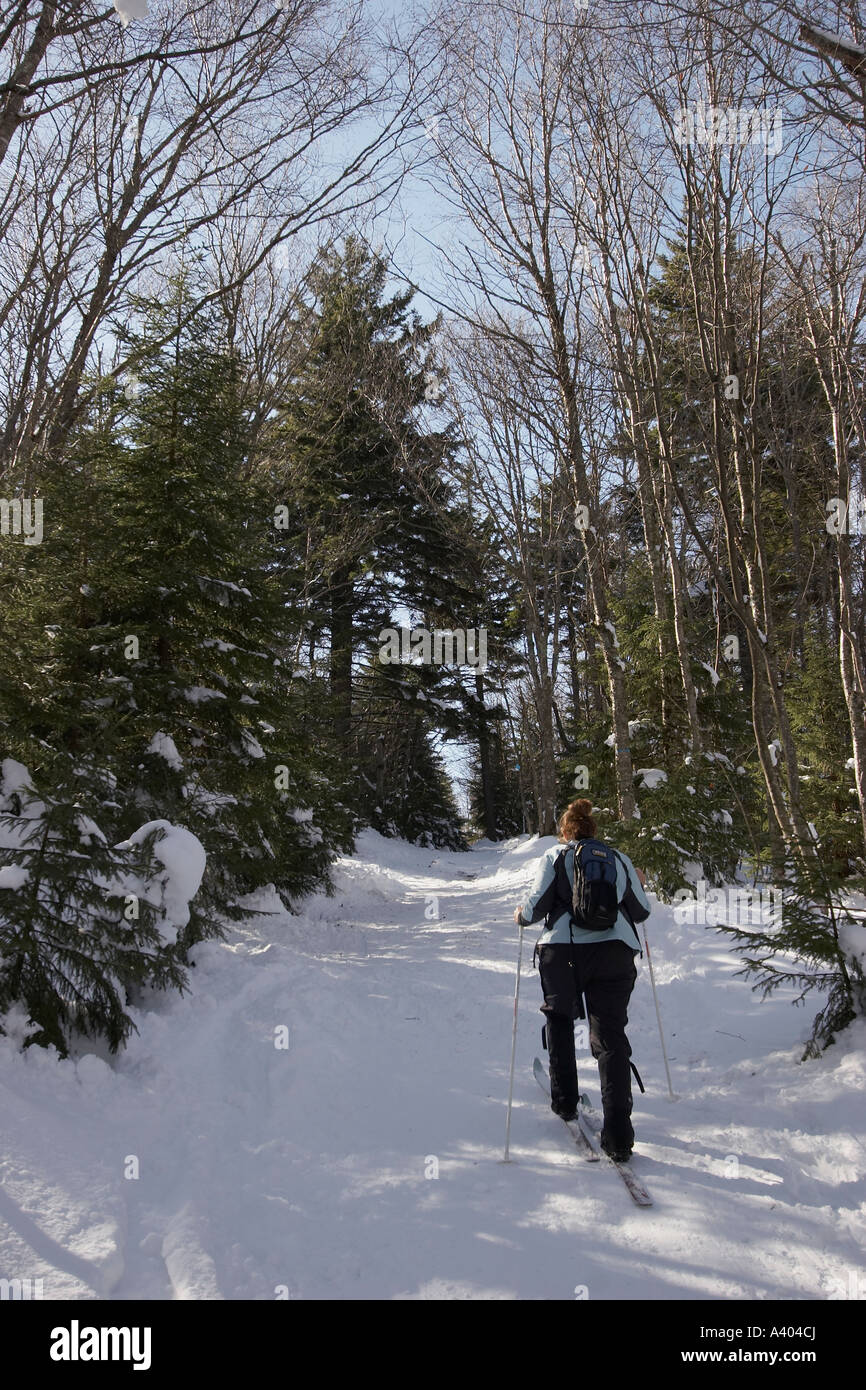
[1, 831, 865, 1301]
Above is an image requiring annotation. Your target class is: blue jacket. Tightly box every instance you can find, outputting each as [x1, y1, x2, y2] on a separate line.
[518, 841, 650, 951]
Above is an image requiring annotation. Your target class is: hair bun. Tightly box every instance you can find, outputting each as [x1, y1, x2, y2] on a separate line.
[558, 798, 598, 842]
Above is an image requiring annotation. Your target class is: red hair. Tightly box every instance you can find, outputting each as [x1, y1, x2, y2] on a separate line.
[558, 798, 597, 841]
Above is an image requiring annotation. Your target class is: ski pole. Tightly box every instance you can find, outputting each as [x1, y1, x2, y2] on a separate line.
[643, 924, 677, 1100]
[502, 920, 525, 1162]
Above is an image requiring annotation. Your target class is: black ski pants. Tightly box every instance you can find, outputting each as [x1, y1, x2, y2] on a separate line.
[537, 939, 637, 1144]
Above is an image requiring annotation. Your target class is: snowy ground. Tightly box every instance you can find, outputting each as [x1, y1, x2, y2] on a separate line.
[1, 831, 864, 1301]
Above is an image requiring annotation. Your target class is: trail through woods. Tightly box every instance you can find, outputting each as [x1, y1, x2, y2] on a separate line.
[1, 833, 864, 1300]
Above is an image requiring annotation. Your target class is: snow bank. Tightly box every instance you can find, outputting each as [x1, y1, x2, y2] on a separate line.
[1, 830, 864, 1302]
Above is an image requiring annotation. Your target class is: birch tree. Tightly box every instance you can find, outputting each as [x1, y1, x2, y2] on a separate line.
[423, 0, 639, 819]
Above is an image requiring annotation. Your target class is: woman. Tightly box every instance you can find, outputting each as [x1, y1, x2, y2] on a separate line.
[513, 798, 650, 1161]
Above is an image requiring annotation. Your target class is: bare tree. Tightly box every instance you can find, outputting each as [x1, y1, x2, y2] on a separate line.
[0, 0, 420, 483]
[446, 319, 570, 835]
[420, 0, 640, 820]
[772, 178, 866, 846]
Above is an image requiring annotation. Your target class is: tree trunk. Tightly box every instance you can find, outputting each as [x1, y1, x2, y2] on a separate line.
[475, 670, 498, 839]
[329, 565, 354, 754]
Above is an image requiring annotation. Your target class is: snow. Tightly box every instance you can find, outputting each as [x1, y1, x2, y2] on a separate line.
[703, 751, 734, 768]
[0, 758, 45, 821]
[635, 768, 668, 789]
[1, 758, 35, 799]
[699, 661, 721, 687]
[183, 687, 227, 704]
[0, 865, 29, 890]
[1, 831, 864, 1300]
[75, 814, 107, 845]
[115, 821, 206, 944]
[147, 732, 184, 771]
[196, 577, 252, 605]
[804, 25, 866, 57]
[240, 730, 266, 760]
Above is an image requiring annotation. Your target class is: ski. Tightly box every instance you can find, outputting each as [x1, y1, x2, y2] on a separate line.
[533, 1057, 599, 1161]
[532, 1058, 653, 1205]
[575, 1107, 654, 1207]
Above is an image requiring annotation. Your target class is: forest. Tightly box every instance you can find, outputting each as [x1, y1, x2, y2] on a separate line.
[0, 0, 864, 1061]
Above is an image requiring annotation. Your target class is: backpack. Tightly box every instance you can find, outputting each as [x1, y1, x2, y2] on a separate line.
[562, 837, 620, 930]
[549, 837, 648, 946]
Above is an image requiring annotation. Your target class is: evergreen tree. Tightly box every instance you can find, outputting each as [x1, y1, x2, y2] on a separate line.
[271, 235, 467, 775]
[353, 654, 466, 849]
[0, 757, 192, 1055]
[99, 279, 347, 921]
[713, 855, 866, 1060]
[0, 274, 350, 960]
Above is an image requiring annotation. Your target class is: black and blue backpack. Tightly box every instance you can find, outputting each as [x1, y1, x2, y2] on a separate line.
[549, 837, 648, 947]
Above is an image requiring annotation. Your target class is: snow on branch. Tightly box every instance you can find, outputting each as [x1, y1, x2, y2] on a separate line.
[800, 23, 866, 79]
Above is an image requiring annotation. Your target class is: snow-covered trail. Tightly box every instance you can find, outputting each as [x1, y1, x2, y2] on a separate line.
[1, 832, 864, 1300]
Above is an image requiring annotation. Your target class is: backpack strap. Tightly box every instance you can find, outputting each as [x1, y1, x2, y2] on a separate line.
[562, 840, 580, 953]
[612, 849, 644, 955]
[544, 842, 575, 929]
[540, 843, 579, 964]
[534, 846, 573, 967]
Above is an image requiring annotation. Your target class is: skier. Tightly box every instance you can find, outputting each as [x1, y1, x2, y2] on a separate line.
[513, 798, 650, 1162]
